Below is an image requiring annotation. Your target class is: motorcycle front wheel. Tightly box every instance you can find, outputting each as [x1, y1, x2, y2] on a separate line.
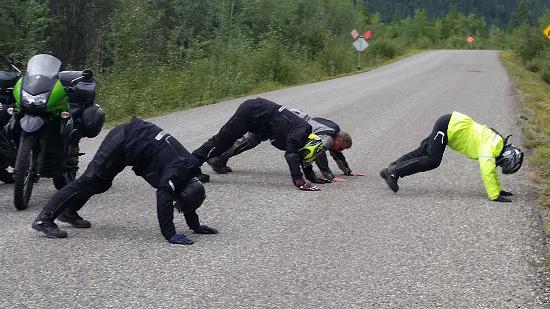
[14, 135, 35, 210]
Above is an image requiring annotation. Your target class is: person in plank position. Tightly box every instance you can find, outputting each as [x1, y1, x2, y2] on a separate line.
[379, 111, 523, 202]
[32, 117, 217, 245]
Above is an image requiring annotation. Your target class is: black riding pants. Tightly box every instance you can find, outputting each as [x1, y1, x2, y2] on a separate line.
[192, 99, 275, 163]
[392, 114, 451, 177]
[40, 126, 127, 219]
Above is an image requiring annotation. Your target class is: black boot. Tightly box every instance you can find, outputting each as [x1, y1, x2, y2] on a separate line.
[196, 171, 210, 183]
[32, 212, 68, 238]
[379, 165, 399, 193]
[58, 209, 91, 228]
[206, 155, 232, 174]
[206, 138, 255, 174]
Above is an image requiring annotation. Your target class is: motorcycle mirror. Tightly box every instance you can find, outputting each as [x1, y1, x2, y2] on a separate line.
[3, 56, 21, 73]
[82, 69, 93, 81]
[3, 56, 14, 66]
[70, 70, 92, 85]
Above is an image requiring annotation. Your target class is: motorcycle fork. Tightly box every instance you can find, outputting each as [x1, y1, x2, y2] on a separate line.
[60, 117, 74, 171]
[33, 132, 48, 182]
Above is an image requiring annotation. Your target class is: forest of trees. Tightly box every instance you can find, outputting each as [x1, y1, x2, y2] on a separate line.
[362, 0, 550, 27]
[0, 0, 549, 120]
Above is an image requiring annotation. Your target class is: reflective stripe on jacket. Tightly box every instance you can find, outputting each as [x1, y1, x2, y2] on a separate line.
[447, 111, 504, 200]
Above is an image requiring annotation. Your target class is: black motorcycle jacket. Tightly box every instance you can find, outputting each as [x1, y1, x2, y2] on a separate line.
[243, 98, 313, 178]
[124, 117, 201, 239]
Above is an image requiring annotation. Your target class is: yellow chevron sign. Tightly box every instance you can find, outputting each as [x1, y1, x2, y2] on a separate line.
[545, 24, 550, 39]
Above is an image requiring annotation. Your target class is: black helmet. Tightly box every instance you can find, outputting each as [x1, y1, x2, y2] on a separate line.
[496, 144, 523, 174]
[174, 177, 205, 213]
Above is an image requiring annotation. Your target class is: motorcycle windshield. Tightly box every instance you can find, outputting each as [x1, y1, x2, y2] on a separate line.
[22, 54, 61, 95]
[26, 54, 61, 78]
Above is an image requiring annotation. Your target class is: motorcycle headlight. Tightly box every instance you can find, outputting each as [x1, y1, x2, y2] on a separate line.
[21, 90, 48, 109]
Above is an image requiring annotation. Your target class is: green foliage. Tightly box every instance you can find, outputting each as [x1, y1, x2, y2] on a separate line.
[526, 59, 541, 73]
[97, 27, 330, 121]
[535, 146, 550, 173]
[104, 0, 164, 68]
[317, 38, 355, 75]
[510, 11, 550, 85]
[0, 1, 16, 57]
[475, 25, 504, 49]
[509, 0, 530, 29]
[0, 0, 49, 64]
[513, 25, 547, 63]
[368, 38, 401, 59]
[2, 0, 550, 121]
[362, 0, 550, 28]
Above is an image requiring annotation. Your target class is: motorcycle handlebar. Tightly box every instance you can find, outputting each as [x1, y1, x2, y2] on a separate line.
[69, 69, 93, 85]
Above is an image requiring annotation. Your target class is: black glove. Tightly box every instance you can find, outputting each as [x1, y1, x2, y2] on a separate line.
[292, 176, 321, 191]
[315, 177, 332, 184]
[493, 195, 512, 202]
[312, 177, 331, 184]
[169, 234, 194, 245]
[192, 225, 218, 234]
[196, 173, 210, 183]
[500, 190, 513, 196]
[298, 182, 321, 191]
[292, 176, 306, 188]
[305, 171, 331, 184]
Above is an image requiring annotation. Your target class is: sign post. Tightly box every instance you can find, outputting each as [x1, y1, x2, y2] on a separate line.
[352, 37, 369, 69]
[351, 29, 371, 70]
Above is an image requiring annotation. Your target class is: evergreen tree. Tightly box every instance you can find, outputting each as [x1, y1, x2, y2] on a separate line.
[509, 0, 529, 29]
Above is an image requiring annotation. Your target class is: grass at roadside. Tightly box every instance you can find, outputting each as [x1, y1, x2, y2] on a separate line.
[500, 50, 550, 268]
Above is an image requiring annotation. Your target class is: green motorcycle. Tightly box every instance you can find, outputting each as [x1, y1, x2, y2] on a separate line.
[10, 54, 104, 210]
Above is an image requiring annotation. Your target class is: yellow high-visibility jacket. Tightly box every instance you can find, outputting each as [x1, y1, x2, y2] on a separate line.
[447, 111, 504, 200]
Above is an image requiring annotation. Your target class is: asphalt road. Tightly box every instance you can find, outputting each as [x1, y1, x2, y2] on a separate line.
[0, 50, 548, 308]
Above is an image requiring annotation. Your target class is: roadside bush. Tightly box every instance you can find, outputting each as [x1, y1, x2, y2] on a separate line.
[369, 38, 401, 59]
[317, 38, 355, 75]
[538, 50, 550, 84]
[513, 25, 547, 63]
[414, 36, 434, 49]
[526, 59, 541, 72]
[443, 36, 467, 49]
[246, 36, 315, 86]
